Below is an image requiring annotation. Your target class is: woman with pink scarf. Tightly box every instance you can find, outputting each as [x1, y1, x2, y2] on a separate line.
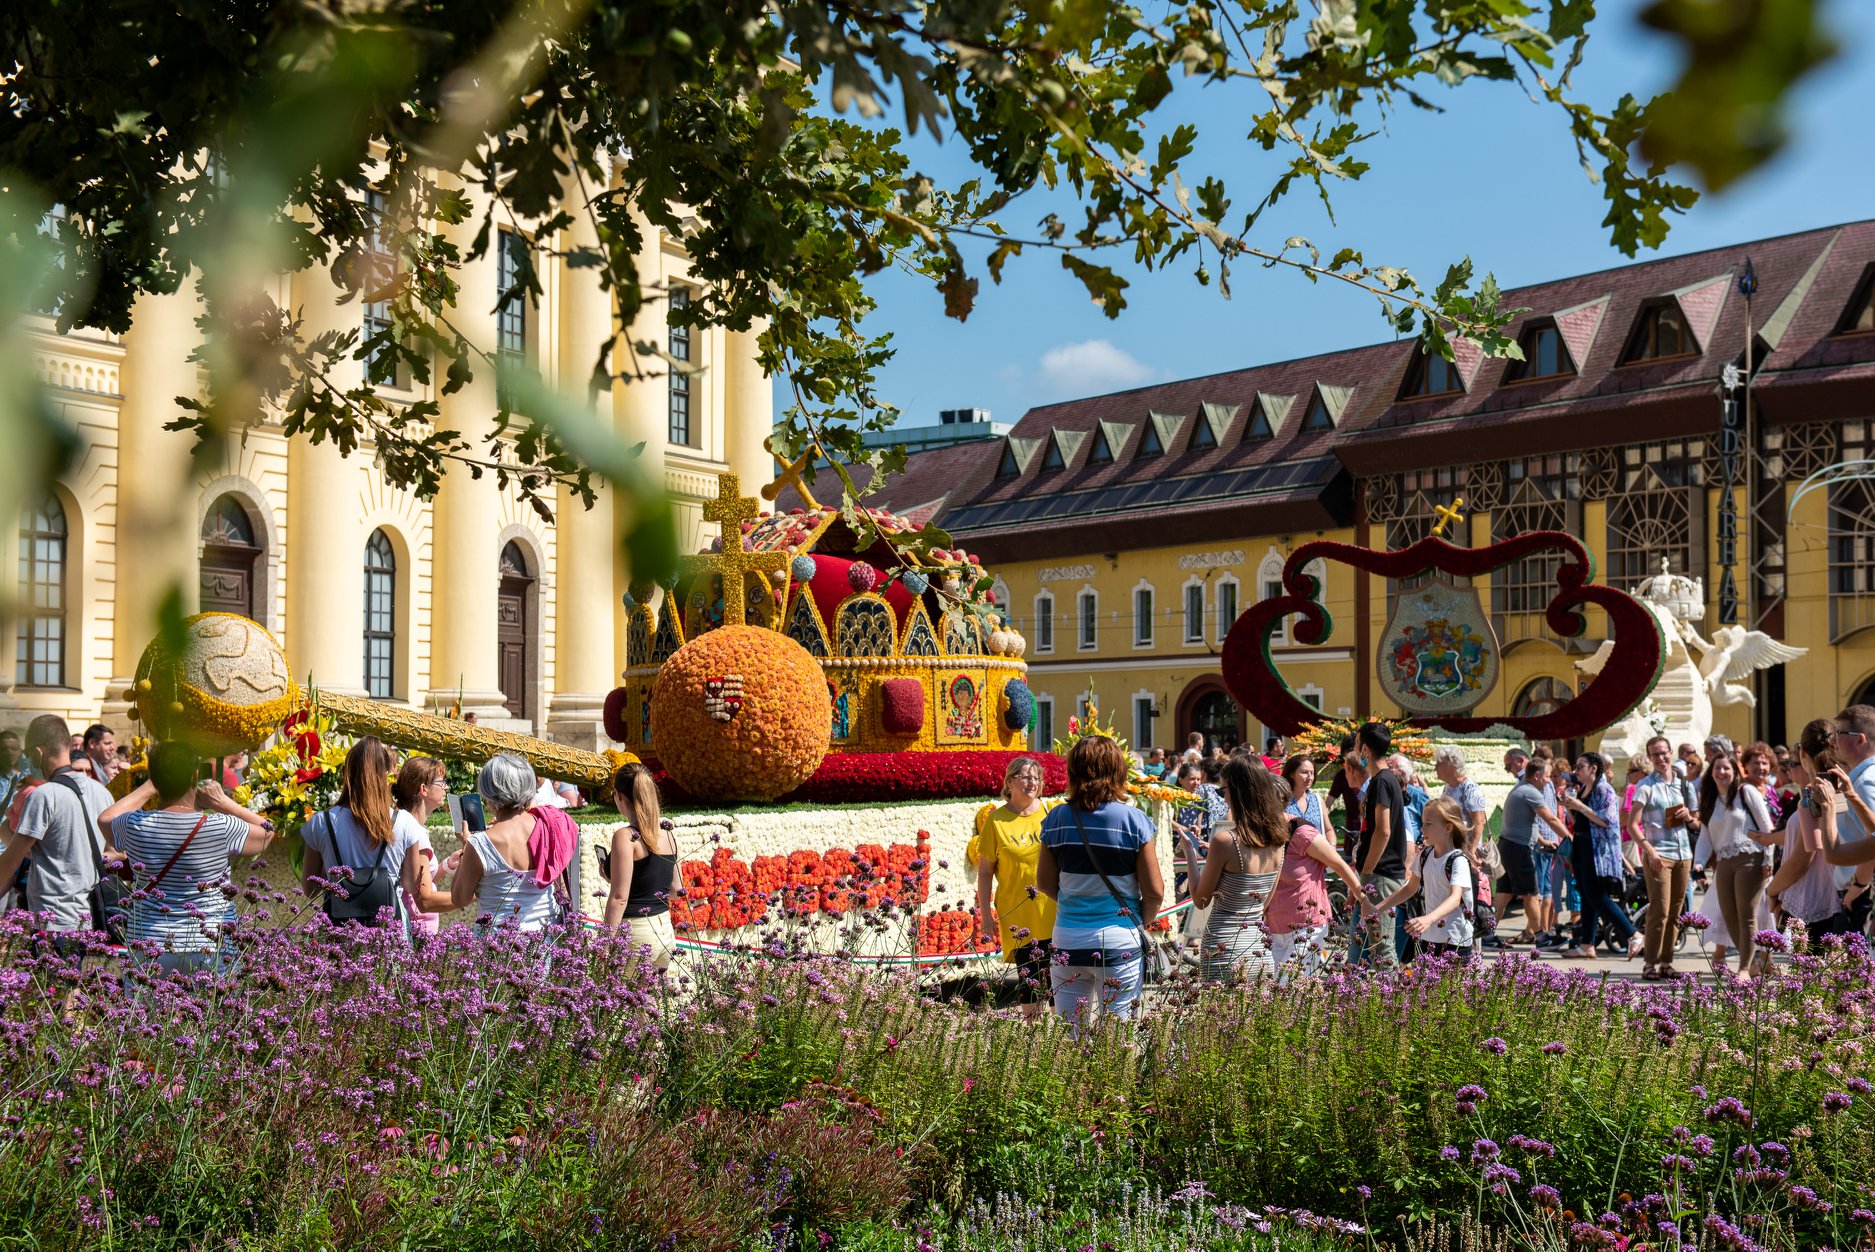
[445, 753, 580, 932]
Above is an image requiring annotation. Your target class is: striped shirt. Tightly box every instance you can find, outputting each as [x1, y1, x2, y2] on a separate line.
[1039, 800, 1156, 952]
[113, 810, 248, 953]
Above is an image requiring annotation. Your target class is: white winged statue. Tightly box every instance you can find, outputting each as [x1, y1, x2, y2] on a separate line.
[1695, 624, 1807, 709]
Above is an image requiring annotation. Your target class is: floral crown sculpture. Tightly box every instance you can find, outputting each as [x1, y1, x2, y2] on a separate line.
[603, 472, 1040, 802]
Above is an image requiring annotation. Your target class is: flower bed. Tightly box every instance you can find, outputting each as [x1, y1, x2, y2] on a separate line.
[9, 914, 1875, 1250]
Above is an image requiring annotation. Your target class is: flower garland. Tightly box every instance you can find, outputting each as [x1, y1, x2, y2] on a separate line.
[649, 750, 1067, 806]
[1289, 716, 1435, 763]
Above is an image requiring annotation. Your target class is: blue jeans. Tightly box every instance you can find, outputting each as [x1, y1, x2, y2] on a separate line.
[1051, 949, 1143, 1032]
[1349, 874, 1405, 970]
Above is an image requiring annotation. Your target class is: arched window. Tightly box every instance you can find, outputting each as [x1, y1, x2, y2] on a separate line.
[1133, 583, 1154, 647]
[1033, 590, 1055, 653]
[17, 498, 67, 688]
[363, 529, 396, 699]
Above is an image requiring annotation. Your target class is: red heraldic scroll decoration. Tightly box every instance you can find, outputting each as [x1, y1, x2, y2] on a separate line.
[1222, 532, 1666, 739]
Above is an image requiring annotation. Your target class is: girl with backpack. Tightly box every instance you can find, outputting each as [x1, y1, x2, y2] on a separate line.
[1364, 796, 1475, 958]
[302, 737, 451, 934]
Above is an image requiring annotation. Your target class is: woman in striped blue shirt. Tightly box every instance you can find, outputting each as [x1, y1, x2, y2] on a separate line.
[100, 741, 274, 975]
[1037, 735, 1164, 1030]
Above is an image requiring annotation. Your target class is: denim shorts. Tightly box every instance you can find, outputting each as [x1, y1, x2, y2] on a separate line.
[1530, 845, 1556, 896]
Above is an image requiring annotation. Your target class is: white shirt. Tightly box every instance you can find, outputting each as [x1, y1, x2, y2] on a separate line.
[1416, 846, 1474, 947]
[1706, 784, 1772, 861]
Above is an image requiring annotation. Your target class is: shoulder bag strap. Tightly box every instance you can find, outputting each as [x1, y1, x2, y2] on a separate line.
[145, 814, 210, 893]
[52, 773, 107, 881]
[1066, 806, 1152, 939]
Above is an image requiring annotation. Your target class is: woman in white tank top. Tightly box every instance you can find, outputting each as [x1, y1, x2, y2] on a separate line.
[447, 754, 560, 932]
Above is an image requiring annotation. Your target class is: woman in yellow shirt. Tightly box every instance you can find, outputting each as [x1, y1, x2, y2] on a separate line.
[971, 756, 1057, 1017]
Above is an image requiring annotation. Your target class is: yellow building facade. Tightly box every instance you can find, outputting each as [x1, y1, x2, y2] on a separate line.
[6, 177, 771, 749]
[856, 221, 1875, 756]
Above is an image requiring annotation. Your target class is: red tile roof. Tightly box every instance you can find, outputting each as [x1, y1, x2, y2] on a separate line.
[793, 219, 1875, 561]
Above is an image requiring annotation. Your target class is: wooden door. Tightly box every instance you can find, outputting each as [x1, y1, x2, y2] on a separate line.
[498, 584, 528, 720]
[199, 549, 255, 618]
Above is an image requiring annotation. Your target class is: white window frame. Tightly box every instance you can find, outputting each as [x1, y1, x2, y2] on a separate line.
[1181, 576, 1205, 644]
[1077, 586, 1099, 651]
[1215, 574, 1240, 645]
[1131, 579, 1156, 649]
[1033, 590, 1055, 654]
[1258, 547, 1326, 647]
[1035, 694, 1055, 746]
[1133, 689, 1158, 749]
[1297, 683, 1326, 713]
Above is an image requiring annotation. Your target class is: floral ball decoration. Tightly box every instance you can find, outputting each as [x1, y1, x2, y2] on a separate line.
[899, 569, 929, 596]
[847, 561, 879, 594]
[791, 554, 818, 583]
[131, 612, 296, 757]
[1002, 678, 1035, 733]
[650, 626, 831, 802]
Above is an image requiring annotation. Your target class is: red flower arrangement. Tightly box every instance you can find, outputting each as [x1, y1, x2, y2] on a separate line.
[917, 910, 999, 957]
[669, 833, 932, 934]
[651, 750, 1068, 806]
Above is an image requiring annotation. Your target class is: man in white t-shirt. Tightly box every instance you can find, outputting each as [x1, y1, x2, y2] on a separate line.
[0, 715, 115, 950]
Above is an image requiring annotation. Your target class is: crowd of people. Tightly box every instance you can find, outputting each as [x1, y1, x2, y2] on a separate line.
[967, 706, 1875, 1026]
[0, 714, 678, 975]
[8, 698, 1875, 1021]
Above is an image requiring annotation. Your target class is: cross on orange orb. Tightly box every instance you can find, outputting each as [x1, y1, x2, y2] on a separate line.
[690, 473, 790, 627]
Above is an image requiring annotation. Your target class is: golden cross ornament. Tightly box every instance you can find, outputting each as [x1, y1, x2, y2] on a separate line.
[692, 473, 789, 626]
[1430, 496, 1467, 539]
[760, 434, 823, 512]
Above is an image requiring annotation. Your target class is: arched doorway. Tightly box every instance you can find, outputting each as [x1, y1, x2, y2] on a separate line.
[497, 541, 535, 722]
[1513, 676, 1579, 763]
[200, 495, 262, 621]
[1853, 675, 1875, 711]
[1175, 676, 1245, 755]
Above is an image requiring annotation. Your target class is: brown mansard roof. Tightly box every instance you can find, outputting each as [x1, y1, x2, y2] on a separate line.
[812, 219, 1875, 563]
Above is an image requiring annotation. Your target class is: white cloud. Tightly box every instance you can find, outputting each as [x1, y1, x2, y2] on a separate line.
[1035, 339, 1155, 396]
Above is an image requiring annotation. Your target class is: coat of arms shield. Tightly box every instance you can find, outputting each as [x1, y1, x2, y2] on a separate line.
[1378, 578, 1501, 716]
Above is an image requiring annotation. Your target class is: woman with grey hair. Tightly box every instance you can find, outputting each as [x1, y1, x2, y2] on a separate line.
[446, 753, 569, 932]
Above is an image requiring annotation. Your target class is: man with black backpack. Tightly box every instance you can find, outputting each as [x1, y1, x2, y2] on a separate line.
[0, 715, 116, 956]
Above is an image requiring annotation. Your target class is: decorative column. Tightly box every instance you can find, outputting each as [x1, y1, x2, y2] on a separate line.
[547, 168, 622, 750]
[427, 184, 512, 723]
[285, 260, 369, 695]
[723, 321, 774, 493]
[612, 212, 672, 678]
[110, 281, 207, 703]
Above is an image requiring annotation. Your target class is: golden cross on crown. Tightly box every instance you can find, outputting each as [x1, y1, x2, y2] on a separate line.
[760, 434, 823, 512]
[691, 473, 789, 626]
[1430, 496, 1467, 539]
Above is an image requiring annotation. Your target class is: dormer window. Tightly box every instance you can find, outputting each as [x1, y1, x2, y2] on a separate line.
[1839, 264, 1875, 336]
[1301, 394, 1333, 432]
[1621, 300, 1694, 364]
[1041, 439, 1065, 472]
[996, 442, 1021, 478]
[1504, 321, 1576, 382]
[1138, 423, 1164, 457]
[1399, 349, 1465, 398]
[1189, 417, 1216, 451]
[1089, 428, 1114, 465]
[1246, 402, 1274, 440]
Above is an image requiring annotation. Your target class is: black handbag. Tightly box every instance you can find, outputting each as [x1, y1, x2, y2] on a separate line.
[1067, 805, 1172, 983]
[319, 812, 399, 926]
[53, 773, 132, 945]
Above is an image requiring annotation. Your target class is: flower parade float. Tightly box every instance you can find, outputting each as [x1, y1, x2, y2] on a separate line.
[129, 474, 1183, 965]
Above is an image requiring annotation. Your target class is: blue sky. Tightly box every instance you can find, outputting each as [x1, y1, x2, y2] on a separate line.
[777, 0, 1875, 430]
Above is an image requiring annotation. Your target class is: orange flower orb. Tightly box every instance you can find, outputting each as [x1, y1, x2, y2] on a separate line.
[650, 626, 831, 802]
